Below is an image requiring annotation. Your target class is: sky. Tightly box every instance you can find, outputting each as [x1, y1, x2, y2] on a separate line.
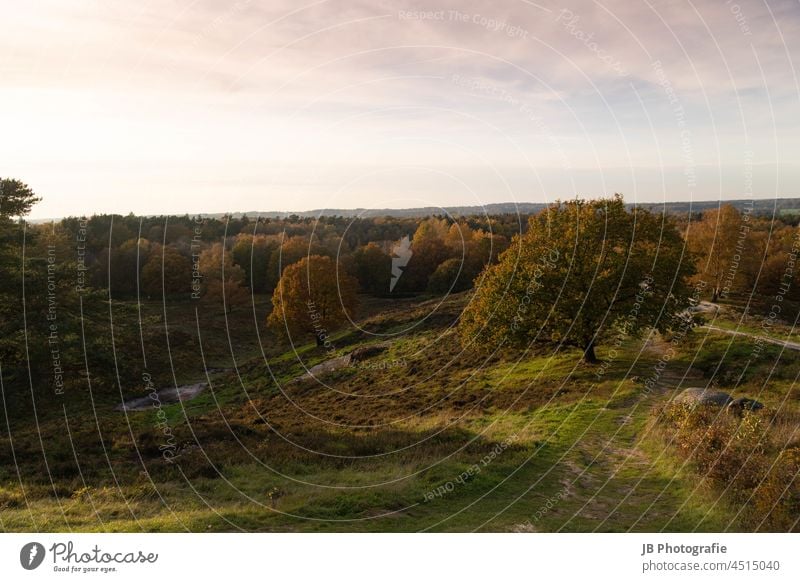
[1, 0, 799, 219]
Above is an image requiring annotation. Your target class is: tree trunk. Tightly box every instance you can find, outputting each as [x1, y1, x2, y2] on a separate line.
[583, 341, 598, 364]
[315, 334, 324, 347]
[710, 288, 719, 303]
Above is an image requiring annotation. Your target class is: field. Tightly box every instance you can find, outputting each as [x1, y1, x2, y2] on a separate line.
[2, 291, 797, 532]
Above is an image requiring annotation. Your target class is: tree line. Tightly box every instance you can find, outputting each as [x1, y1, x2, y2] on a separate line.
[2, 176, 799, 376]
[37, 209, 517, 303]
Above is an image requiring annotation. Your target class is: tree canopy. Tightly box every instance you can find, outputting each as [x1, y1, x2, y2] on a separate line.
[0, 178, 41, 217]
[267, 255, 358, 346]
[687, 204, 743, 302]
[459, 195, 696, 362]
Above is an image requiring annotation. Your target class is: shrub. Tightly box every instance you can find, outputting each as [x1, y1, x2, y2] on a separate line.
[658, 403, 798, 531]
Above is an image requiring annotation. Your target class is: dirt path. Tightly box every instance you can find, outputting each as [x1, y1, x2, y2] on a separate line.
[530, 338, 728, 531]
[702, 325, 800, 351]
[116, 382, 208, 411]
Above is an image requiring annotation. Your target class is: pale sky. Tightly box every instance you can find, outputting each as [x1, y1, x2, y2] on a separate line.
[1, 0, 799, 219]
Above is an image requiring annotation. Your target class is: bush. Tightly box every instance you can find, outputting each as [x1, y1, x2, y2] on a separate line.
[427, 258, 472, 294]
[658, 403, 798, 531]
[0, 486, 24, 508]
[753, 447, 800, 530]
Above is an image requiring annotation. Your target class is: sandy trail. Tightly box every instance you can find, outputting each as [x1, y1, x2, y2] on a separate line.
[702, 325, 800, 351]
[116, 382, 208, 411]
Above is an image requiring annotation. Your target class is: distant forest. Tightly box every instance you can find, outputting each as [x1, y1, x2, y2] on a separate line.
[3, 180, 800, 397]
[31, 196, 800, 221]
[10, 195, 800, 309]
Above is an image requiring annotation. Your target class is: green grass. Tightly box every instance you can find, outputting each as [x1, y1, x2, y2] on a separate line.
[1, 294, 797, 532]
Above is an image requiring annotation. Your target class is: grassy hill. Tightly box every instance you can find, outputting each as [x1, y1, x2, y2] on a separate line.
[1, 292, 797, 532]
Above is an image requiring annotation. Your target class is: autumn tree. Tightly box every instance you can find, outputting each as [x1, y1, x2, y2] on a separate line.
[267, 235, 330, 291]
[267, 255, 358, 346]
[428, 222, 499, 294]
[428, 258, 470, 293]
[352, 242, 392, 295]
[459, 196, 696, 363]
[232, 234, 278, 293]
[198, 242, 249, 312]
[141, 246, 192, 298]
[752, 224, 800, 298]
[688, 204, 746, 302]
[395, 218, 450, 292]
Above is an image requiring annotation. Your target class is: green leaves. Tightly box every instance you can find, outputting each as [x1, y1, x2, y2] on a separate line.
[460, 196, 696, 362]
[0, 178, 41, 218]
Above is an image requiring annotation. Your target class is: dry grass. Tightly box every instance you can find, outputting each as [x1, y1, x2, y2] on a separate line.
[656, 402, 800, 531]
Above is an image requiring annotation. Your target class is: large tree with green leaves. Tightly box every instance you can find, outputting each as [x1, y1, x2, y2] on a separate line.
[459, 195, 696, 363]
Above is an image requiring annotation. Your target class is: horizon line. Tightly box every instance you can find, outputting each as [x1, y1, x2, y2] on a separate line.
[23, 195, 800, 223]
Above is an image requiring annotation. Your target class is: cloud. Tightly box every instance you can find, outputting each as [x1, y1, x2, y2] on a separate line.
[1, 0, 797, 217]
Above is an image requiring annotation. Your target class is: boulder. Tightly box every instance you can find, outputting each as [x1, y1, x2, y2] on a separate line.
[349, 344, 389, 362]
[302, 355, 352, 378]
[728, 397, 764, 414]
[674, 388, 733, 407]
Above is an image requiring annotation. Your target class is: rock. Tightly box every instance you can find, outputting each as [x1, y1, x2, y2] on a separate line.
[302, 355, 352, 378]
[349, 344, 389, 362]
[728, 397, 764, 414]
[292, 343, 392, 383]
[673, 388, 733, 407]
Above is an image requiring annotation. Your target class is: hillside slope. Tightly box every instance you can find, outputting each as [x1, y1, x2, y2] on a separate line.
[1, 293, 796, 532]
